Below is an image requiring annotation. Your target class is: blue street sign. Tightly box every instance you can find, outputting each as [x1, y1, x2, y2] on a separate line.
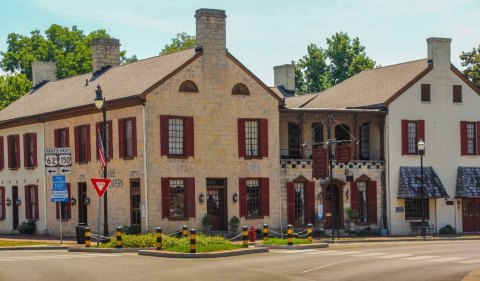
[52, 175, 66, 182]
[51, 197, 69, 203]
[52, 182, 66, 190]
[51, 189, 68, 202]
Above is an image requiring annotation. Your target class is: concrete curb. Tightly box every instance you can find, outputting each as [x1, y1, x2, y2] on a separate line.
[323, 237, 480, 243]
[0, 246, 69, 251]
[138, 247, 269, 258]
[255, 243, 329, 249]
[68, 247, 153, 253]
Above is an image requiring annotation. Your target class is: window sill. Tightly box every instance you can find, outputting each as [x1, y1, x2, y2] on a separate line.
[25, 166, 36, 170]
[245, 216, 264, 219]
[77, 162, 89, 165]
[166, 155, 189, 159]
[8, 168, 19, 170]
[243, 157, 264, 160]
[122, 156, 135, 160]
[168, 217, 189, 221]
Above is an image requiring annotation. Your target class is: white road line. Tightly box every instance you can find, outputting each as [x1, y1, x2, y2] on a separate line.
[350, 252, 388, 258]
[374, 254, 412, 259]
[305, 250, 365, 256]
[427, 257, 467, 263]
[302, 259, 358, 273]
[455, 259, 480, 264]
[402, 255, 440, 261]
[283, 249, 317, 253]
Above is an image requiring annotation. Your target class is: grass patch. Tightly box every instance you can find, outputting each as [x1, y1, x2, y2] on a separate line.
[0, 240, 49, 247]
[263, 237, 311, 245]
[100, 233, 243, 253]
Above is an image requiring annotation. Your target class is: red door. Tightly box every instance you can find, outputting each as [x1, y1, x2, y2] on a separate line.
[206, 178, 227, 231]
[462, 198, 480, 233]
[323, 184, 341, 229]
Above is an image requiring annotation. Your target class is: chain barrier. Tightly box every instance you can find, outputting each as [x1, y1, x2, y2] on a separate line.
[228, 233, 244, 241]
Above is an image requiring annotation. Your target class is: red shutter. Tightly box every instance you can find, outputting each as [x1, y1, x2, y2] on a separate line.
[261, 178, 270, 217]
[161, 178, 170, 219]
[0, 187, 5, 220]
[477, 122, 480, 156]
[460, 121, 467, 155]
[185, 117, 194, 157]
[131, 117, 137, 157]
[287, 182, 295, 224]
[186, 178, 195, 218]
[86, 125, 91, 162]
[401, 120, 408, 155]
[118, 119, 125, 158]
[25, 186, 31, 219]
[160, 116, 169, 156]
[15, 135, 20, 168]
[369, 181, 378, 224]
[307, 181, 316, 225]
[238, 119, 246, 158]
[350, 181, 358, 213]
[32, 133, 37, 167]
[74, 126, 79, 163]
[108, 121, 113, 160]
[65, 128, 70, 147]
[0, 136, 4, 170]
[239, 178, 247, 217]
[54, 129, 60, 147]
[260, 119, 269, 157]
[417, 120, 425, 143]
[96, 123, 100, 160]
[34, 186, 39, 220]
[23, 134, 28, 168]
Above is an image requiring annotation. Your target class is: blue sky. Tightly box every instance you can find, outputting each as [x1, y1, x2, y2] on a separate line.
[1, 0, 479, 85]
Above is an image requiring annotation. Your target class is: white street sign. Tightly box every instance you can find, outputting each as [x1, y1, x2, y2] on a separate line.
[58, 154, 72, 167]
[45, 154, 58, 167]
[45, 147, 58, 154]
[58, 166, 71, 175]
[58, 147, 71, 154]
[46, 167, 59, 176]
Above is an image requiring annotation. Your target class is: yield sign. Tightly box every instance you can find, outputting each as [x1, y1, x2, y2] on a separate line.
[90, 178, 112, 197]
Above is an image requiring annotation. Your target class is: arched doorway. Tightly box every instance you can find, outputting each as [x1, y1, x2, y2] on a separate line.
[322, 179, 345, 229]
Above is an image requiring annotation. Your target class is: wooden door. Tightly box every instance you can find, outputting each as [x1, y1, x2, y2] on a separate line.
[78, 183, 88, 224]
[323, 184, 341, 229]
[12, 186, 18, 230]
[206, 178, 227, 231]
[462, 198, 480, 233]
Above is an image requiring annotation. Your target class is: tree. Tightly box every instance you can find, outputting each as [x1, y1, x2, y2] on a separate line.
[160, 32, 196, 55]
[295, 32, 375, 94]
[0, 24, 136, 109]
[460, 44, 480, 88]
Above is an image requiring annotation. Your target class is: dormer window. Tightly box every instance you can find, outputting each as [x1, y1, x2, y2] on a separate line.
[232, 83, 250, 95]
[179, 80, 199, 93]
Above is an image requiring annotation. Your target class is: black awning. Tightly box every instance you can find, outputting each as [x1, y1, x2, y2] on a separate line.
[456, 167, 480, 197]
[398, 166, 449, 199]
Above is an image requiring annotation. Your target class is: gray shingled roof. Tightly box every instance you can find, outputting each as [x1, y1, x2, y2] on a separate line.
[456, 167, 480, 197]
[0, 49, 198, 123]
[285, 59, 429, 109]
[398, 166, 449, 199]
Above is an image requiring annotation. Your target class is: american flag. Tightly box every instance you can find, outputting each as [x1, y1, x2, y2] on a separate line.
[97, 129, 106, 168]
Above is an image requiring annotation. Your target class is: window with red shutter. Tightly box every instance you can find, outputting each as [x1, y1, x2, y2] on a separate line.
[402, 120, 425, 155]
[23, 133, 37, 168]
[119, 117, 136, 158]
[96, 121, 113, 160]
[55, 128, 69, 148]
[25, 185, 38, 220]
[0, 186, 5, 220]
[460, 121, 468, 155]
[7, 135, 20, 169]
[160, 116, 194, 158]
[453, 85, 462, 103]
[162, 178, 192, 220]
[0, 136, 4, 171]
[421, 84, 431, 102]
[75, 125, 90, 163]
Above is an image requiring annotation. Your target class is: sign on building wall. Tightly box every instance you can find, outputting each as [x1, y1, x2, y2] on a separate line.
[336, 145, 352, 163]
[45, 147, 72, 175]
[312, 148, 328, 179]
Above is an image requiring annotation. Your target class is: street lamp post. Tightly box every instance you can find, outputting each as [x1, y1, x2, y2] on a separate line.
[94, 84, 109, 237]
[417, 139, 425, 240]
[327, 116, 335, 242]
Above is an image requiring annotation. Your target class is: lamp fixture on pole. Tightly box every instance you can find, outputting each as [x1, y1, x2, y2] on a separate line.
[94, 84, 109, 237]
[417, 139, 426, 240]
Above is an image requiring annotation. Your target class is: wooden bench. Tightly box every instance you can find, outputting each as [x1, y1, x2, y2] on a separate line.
[410, 221, 436, 236]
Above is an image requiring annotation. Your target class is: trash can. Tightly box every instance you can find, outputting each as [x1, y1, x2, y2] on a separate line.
[76, 223, 87, 244]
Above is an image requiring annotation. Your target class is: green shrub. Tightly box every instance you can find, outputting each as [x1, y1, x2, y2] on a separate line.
[355, 227, 379, 236]
[263, 237, 311, 245]
[439, 224, 456, 235]
[123, 225, 141, 235]
[228, 216, 240, 233]
[18, 220, 36, 234]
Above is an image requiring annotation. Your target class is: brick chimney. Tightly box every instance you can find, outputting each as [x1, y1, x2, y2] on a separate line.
[274, 63, 295, 92]
[31, 61, 57, 88]
[427, 37, 451, 72]
[91, 38, 120, 74]
[195, 9, 226, 56]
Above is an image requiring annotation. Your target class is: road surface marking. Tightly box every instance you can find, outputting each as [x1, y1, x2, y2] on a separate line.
[456, 259, 480, 264]
[350, 252, 389, 257]
[302, 259, 357, 273]
[402, 255, 440, 261]
[374, 254, 412, 259]
[305, 250, 365, 256]
[282, 249, 317, 253]
[427, 257, 467, 263]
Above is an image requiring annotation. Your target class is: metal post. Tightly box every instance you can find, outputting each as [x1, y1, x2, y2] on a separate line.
[190, 229, 196, 253]
[102, 99, 109, 237]
[263, 224, 269, 241]
[182, 225, 188, 237]
[156, 227, 162, 250]
[242, 226, 249, 248]
[307, 223, 313, 243]
[328, 115, 335, 243]
[287, 224, 293, 246]
[116, 227, 123, 248]
[85, 227, 91, 248]
[420, 151, 425, 240]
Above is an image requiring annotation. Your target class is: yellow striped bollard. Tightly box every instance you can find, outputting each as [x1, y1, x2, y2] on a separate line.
[287, 224, 293, 246]
[182, 225, 188, 237]
[85, 227, 91, 248]
[116, 227, 123, 248]
[190, 229, 197, 253]
[307, 223, 313, 243]
[156, 227, 162, 250]
[242, 226, 249, 248]
[263, 224, 269, 241]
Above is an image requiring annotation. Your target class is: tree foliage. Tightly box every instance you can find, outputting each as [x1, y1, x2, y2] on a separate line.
[0, 74, 32, 110]
[295, 32, 375, 94]
[460, 44, 480, 88]
[160, 32, 196, 55]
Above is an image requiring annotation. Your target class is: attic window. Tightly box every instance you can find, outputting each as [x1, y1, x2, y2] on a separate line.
[232, 83, 250, 95]
[179, 80, 199, 93]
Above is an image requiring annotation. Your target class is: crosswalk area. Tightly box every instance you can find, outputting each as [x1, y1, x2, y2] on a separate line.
[277, 249, 479, 265]
[0, 253, 135, 263]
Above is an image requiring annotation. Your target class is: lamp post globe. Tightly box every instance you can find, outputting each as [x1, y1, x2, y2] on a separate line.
[94, 85, 104, 109]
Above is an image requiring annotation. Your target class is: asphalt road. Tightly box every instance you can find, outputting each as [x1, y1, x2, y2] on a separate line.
[1, 241, 480, 281]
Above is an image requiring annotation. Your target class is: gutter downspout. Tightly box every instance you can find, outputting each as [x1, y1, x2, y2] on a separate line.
[42, 122, 47, 232]
[385, 114, 392, 235]
[142, 104, 149, 232]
